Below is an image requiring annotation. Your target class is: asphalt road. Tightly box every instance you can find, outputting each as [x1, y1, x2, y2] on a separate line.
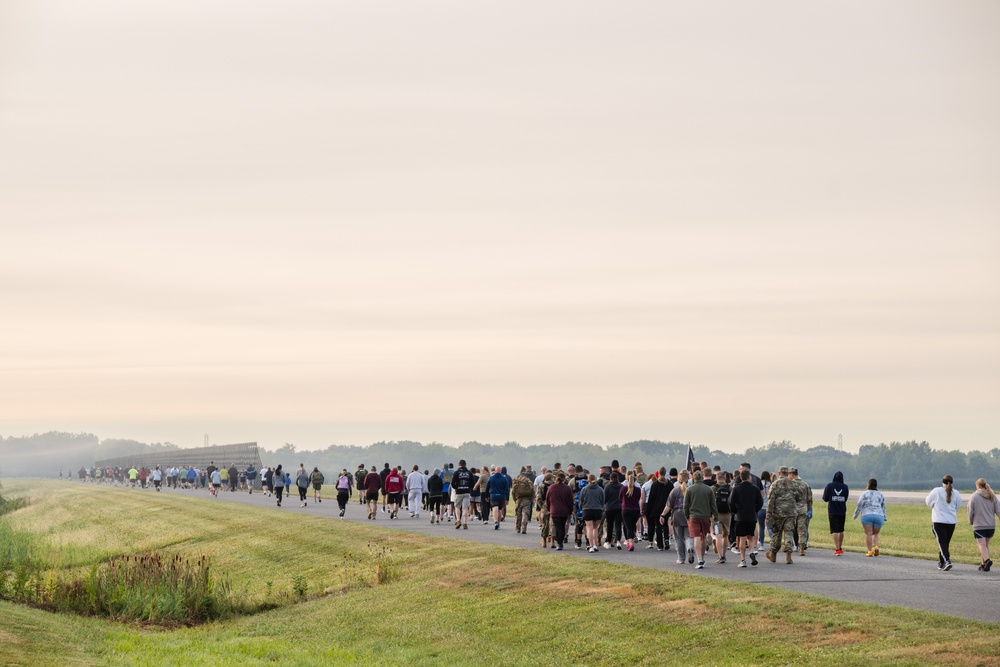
[196, 485, 998, 624]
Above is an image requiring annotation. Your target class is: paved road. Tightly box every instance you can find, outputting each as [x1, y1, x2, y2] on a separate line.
[199, 486, 998, 624]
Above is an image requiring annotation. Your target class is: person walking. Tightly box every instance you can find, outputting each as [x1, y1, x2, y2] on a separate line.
[406, 465, 425, 519]
[451, 460, 475, 529]
[852, 478, 887, 557]
[273, 465, 285, 507]
[730, 470, 763, 568]
[354, 464, 367, 505]
[619, 471, 642, 552]
[766, 467, 802, 565]
[310, 467, 325, 504]
[427, 469, 444, 524]
[537, 472, 555, 548]
[788, 468, 812, 556]
[511, 468, 535, 534]
[603, 472, 624, 550]
[333, 469, 351, 517]
[245, 464, 257, 494]
[363, 466, 382, 519]
[925, 474, 962, 570]
[822, 471, 849, 555]
[545, 473, 575, 551]
[644, 469, 672, 551]
[296, 465, 310, 507]
[486, 466, 510, 530]
[968, 478, 1000, 572]
[684, 470, 718, 569]
[579, 474, 605, 553]
[384, 466, 405, 519]
[665, 470, 692, 564]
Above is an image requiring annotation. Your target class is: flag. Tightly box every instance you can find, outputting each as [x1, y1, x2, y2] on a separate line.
[686, 444, 696, 474]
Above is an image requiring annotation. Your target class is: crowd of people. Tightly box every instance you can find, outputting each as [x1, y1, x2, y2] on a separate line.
[75, 458, 1000, 572]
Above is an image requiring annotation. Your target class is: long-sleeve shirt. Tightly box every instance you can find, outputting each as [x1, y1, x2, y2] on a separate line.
[925, 486, 962, 524]
[406, 471, 426, 493]
[852, 490, 887, 520]
[968, 490, 1000, 530]
[546, 483, 575, 518]
[620, 484, 642, 512]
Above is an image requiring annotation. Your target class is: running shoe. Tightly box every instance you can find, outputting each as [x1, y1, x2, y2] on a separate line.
[627, 544, 634, 552]
[873, 546, 880, 556]
[737, 560, 747, 568]
[986, 559, 993, 572]
[717, 556, 726, 564]
[676, 558, 684, 564]
[749, 553, 758, 566]
[943, 562, 952, 571]
[494, 522, 499, 530]
[865, 551, 874, 557]
[834, 549, 843, 556]
[688, 553, 694, 564]
[603, 542, 611, 549]
[696, 561, 705, 569]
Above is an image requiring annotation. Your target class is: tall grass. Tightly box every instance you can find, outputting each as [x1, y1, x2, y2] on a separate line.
[0, 518, 247, 626]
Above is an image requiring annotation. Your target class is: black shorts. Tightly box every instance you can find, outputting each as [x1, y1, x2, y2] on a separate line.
[829, 515, 846, 534]
[365, 491, 379, 502]
[733, 520, 757, 537]
[582, 509, 603, 522]
[388, 493, 403, 505]
[974, 528, 995, 539]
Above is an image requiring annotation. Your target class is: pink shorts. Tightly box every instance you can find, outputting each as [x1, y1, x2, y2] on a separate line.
[688, 518, 712, 538]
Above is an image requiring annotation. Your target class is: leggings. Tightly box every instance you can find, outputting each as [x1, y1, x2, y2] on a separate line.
[428, 496, 441, 514]
[337, 491, 349, 510]
[647, 515, 666, 548]
[604, 509, 622, 543]
[275, 486, 284, 503]
[552, 516, 569, 546]
[932, 522, 956, 565]
[298, 486, 308, 501]
[622, 510, 641, 541]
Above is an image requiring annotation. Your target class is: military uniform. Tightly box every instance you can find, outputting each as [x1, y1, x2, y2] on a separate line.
[512, 473, 534, 534]
[766, 467, 803, 563]
[789, 468, 812, 555]
[537, 482, 554, 547]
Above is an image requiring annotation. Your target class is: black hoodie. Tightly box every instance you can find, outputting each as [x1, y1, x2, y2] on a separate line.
[822, 471, 849, 517]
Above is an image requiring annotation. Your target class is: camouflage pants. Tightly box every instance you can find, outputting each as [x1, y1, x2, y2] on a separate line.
[795, 512, 810, 548]
[515, 497, 532, 532]
[539, 507, 551, 541]
[770, 516, 796, 553]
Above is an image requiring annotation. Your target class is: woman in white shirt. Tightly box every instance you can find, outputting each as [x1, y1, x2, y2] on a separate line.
[925, 474, 962, 571]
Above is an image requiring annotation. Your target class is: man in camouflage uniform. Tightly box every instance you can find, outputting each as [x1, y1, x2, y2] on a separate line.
[536, 472, 554, 548]
[511, 467, 535, 534]
[789, 467, 813, 556]
[765, 466, 803, 564]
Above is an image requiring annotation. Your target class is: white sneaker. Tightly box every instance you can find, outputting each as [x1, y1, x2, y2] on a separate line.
[602, 542, 611, 549]
[737, 560, 747, 568]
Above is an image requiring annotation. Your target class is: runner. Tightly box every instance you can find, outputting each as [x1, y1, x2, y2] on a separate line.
[296, 464, 310, 507]
[363, 466, 382, 519]
[427, 468, 443, 524]
[384, 466, 404, 519]
[273, 465, 285, 508]
[334, 469, 352, 518]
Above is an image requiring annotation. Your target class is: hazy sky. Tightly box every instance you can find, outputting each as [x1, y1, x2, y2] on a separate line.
[1, 1, 997, 453]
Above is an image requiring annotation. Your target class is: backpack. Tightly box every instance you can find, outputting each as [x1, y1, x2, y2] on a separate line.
[715, 483, 731, 514]
[512, 475, 533, 499]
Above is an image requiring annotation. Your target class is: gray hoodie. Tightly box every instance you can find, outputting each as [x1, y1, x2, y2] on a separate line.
[968, 489, 1000, 530]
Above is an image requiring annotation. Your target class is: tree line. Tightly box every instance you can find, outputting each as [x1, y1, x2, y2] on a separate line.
[3, 431, 997, 490]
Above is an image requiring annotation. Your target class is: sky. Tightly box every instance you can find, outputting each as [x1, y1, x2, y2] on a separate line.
[1, 1, 998, 453]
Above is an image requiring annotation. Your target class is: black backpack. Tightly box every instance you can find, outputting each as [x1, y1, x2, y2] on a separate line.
[715, 483, 731, 514]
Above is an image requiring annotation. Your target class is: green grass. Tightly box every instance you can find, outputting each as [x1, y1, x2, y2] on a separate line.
[0, 480, 997, 667]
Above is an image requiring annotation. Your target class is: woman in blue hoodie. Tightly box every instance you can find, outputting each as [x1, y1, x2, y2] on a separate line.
[822, 472, 849, 556]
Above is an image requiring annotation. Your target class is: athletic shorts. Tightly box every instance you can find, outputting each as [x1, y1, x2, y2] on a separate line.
[688, 518, 712, 538]
[829, 515, 846, 533]
[387, 493, 402, 505]
[313, 483, 322, 490]
[581, 509, 602, 522]
[454, 493, 471, 511]
[733, 520, 756, 537]
[974, 528, 995, 539]
[715, 513, 731, 537]
[860, 514, 884, 529]
[365, 491, 379, 502]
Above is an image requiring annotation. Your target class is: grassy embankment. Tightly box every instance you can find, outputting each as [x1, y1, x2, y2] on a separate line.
[0, 480, 997, 667]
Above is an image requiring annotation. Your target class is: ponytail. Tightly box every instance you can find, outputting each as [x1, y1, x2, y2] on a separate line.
[943, 474, 954, 504]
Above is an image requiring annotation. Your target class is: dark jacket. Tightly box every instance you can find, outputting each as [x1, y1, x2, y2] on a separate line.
[645, 478, 673, 517]
[546, 483, 575, 518]
[427, 473, 443, 497]
[451, 467, 474, 494]
[486, 472, 510, 499]
[730, 480, 764, 522]
[579, 482, 605, 512]
[822, 471, 849, 517]
[603, 481, 624, 511]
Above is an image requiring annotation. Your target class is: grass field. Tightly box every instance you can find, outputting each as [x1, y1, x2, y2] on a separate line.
[0, 480, 997, 667]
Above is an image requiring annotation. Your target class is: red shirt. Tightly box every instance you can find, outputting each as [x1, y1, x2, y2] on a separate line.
[385, 471, 404, 494]
[364, 472, 382, 494]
